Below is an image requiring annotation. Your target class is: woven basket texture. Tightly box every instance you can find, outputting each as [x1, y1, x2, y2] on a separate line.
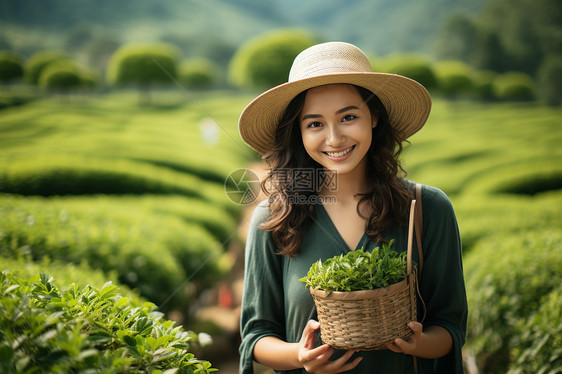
[310, 272, 417, 350]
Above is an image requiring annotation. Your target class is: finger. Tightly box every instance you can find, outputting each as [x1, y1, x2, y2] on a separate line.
[321, 350, 361, 373]
[335, 356, 363, 373]
[302, 320, 320, 348]
[300, 344, 332, 364]
[386, 342, 403, 353]
[409, 321, 423, 335]
[393, 337, 414, 353]
[302, 346, 334, 372]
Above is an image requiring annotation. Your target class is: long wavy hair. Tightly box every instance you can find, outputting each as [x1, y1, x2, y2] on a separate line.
[260, 84, 413, 257]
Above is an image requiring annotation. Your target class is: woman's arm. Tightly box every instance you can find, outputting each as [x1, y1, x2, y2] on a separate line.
[254, 320, 363, 373]
[254, 336, 301, 370]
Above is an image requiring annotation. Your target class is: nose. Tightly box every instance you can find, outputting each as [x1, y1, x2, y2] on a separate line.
[326, 124, 345, 147]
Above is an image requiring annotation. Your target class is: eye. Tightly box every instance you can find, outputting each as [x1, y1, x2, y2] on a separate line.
[306, 121, 323, 128]
[342, 114, 357, 122]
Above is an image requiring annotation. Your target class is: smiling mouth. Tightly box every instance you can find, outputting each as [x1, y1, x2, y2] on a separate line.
[323, 145, 355, 158]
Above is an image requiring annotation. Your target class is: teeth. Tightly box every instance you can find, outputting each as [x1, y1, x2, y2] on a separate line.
[326, 147, 353, 157]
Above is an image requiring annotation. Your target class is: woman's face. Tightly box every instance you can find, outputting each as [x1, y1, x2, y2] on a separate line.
[299, 84, 375, 177]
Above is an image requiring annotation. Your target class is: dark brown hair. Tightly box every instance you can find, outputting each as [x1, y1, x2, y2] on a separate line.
[260, 85, 412, 257]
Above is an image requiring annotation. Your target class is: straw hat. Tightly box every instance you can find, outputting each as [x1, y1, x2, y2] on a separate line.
[238, 41, 432, 155]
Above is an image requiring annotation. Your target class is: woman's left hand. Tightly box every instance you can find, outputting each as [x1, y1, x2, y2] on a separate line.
[386, 322, 423, 355]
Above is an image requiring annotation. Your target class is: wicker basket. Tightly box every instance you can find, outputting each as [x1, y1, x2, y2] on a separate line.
[309, 200, 420, 350]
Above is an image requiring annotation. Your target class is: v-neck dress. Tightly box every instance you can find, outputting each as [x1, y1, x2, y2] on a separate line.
[239, 183, 467, 373]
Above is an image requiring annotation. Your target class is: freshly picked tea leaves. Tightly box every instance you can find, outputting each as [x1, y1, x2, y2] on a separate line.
[300, 240, 407, 292]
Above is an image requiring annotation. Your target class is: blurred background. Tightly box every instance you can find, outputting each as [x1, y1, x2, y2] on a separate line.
[0, 0, 561, 373]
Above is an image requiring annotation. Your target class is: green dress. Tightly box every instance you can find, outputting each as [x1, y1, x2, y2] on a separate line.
[239, 183, 467, 373]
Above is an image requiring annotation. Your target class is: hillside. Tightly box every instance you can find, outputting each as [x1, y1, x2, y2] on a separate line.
[0, 0, 487, 58]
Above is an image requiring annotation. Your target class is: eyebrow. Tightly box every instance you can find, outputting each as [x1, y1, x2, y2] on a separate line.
[301, 105, 360, 121]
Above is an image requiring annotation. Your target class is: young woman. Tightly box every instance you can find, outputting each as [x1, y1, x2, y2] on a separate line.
[238, 42, 467, 374]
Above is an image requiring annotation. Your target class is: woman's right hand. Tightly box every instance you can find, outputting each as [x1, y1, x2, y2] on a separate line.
[297, 320, 363, 373]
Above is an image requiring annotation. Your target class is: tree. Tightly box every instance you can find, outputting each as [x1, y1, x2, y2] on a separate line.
[434, 60, 474, 98]
[378, 54, 438, 91]
[0, 50, 24, 85]
[471, 29, 510, 73]
[39, 60, 82, 93]
[228, 29, 316, 89]
[492, 72, 535, 101]
[179, 58, 220, 89]
[106, 43, 179, 105]
[24, 50, 68, 85]
[433, 13, 478, 62]
[537, 55, 562, 106]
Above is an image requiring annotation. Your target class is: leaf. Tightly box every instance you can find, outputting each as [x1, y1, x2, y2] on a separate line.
[151, 349, 177, 363]
[123, 335, 137, 346]
[99, 284, 118, 299]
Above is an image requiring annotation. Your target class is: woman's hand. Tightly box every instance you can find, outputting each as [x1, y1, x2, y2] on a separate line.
[386, 322, 453, 359]
[386, 321, 423, 355]
[298, 320, 363, 373]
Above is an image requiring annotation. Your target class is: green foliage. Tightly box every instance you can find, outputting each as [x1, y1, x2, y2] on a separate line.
[24, 50, 68, 85]
[472, 70, 497, 101]
[179, 58, 220, 89]
[435, 0, 562, 76]
[106, 43, 179, 87]
[404, 100, 562, 197]
[454, 192, 562, 253]
[538, 54, 562, 106]
[0, 271, 216, 373]
[300, 241, 407, 292]
[433, 13, 478, 62]
[0, 156, 227, 206]
[463, 158, 562, 196]
[228, 29, 316, 89]
[492, 71, 535, 101]
[464, 230, 562, 373]
[0, 194, 230, 309]
[508, 285, 562, 374]
[38, 60, 82, 92]
[434, 60, 474, 97]
[377, 54, 438, 90]
[1, 255, 143, 303]
[0, 50, 24, 84]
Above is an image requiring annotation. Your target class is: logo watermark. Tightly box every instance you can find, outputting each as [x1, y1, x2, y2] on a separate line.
[224, 168, 261, 205]
[225, 168, 338, 206]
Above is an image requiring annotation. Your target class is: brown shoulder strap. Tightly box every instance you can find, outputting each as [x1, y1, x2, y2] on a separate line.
[415, 183, 424, 278]
[413, 183, 425, 374]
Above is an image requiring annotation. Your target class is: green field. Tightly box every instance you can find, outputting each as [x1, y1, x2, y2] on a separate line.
[1, 92, 561, 373]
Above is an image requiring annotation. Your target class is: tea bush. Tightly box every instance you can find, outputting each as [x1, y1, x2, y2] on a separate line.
[454, 192, 562, 252]
[1, 255, 142, 303]
[492, 71, 535, 101]
[24, 50, 68, 85]
[0, 157, 227, 205]
[433, 60, 474, 98]
[0, 194, 231, 309]
[464, 229, 562, 373]
[0, 50, 24, 84]
[463, 158, 562, 196]
[179, 58, 220, 88]
[508, 285, 562, 374]
[0, 271, 216, 373]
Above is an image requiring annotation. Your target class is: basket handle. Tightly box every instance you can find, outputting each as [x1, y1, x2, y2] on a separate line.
[407, 199, 416, 275]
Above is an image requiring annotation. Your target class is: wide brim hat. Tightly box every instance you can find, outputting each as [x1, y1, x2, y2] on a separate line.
[238, 41, 432, 155]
